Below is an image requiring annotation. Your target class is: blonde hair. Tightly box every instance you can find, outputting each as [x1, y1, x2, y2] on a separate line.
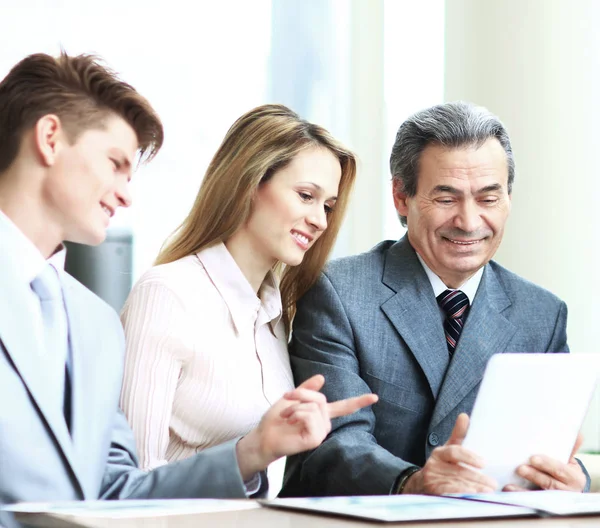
[156, 104, 356, 331]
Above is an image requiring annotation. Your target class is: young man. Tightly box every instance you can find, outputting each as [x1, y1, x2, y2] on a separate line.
[0, 52, 376, 527]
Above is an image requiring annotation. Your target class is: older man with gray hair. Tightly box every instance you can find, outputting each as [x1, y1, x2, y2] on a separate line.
[281, 101, 589, 497]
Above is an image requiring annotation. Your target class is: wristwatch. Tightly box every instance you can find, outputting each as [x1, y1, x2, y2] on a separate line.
[393, 465, 420, 494]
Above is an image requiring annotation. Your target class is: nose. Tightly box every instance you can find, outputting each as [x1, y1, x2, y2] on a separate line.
[116, 181, 132, 208]
[453, 199, 481, 233]
[307, 205, 328, 232]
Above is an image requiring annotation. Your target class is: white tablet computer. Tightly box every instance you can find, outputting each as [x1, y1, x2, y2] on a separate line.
[462, 353, 600, 490]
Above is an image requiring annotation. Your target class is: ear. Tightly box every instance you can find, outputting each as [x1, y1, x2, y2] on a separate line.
[34, 114, 64, 167]
[392, 178, 410, 217]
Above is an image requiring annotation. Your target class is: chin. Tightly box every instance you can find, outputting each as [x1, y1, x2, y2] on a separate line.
[447, 258, 486, 274]
[69, 230, 107, 247]
[280, 253, 305, 267]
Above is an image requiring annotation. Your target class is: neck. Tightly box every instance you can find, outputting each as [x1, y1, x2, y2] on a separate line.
[441, 275, 472, 290]
[224, 231, 274, 294]
[0, 166, 63, 259]
[413, 248, 476, 289]
[433, 266, 476, 290]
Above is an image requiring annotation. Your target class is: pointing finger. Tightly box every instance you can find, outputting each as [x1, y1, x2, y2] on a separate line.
[327, 393, 378, 419]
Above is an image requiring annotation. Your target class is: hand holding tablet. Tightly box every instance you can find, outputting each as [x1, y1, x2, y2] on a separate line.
[402, 413, 498, 495]
[462, 353, 600, 492]
[505, 432, 587, 492]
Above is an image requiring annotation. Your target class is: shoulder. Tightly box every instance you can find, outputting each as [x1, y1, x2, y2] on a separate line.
[136, 255, 206, 288]
[62, 273, 124, 353]
[63, 272, 120, 322]
[301, 240, 396, 307]
[486, 260, 565, 308]
[130, 255, 211, 303]
[123, 254, 228, 325]
[324, 240, 395, 281]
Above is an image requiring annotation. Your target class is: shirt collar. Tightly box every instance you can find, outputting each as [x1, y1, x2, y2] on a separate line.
[258, 272, 283, 326]
[416, 253, 484, 305]
[48, 245, 67, 279]
[0, 209, 51, 284]
[196, 242, 282, 331]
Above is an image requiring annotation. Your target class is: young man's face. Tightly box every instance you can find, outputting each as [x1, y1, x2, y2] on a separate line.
[44, 114, 138, 246]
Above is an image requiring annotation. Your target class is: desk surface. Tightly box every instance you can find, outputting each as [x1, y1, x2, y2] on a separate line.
[16, 505, 600, 528]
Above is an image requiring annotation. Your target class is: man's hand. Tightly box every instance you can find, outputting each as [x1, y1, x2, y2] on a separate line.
[504, 434, 586, 492]
[236, 375, 378, 480]
[403, 413, 497, 495]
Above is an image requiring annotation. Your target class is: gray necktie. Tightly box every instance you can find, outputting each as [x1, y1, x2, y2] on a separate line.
[30, 264, 70, 427]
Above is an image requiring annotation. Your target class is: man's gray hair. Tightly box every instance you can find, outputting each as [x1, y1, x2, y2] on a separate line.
[389, 101, 515, 227]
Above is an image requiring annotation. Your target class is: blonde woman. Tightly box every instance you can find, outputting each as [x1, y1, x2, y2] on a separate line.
[119, 104, 360, 491]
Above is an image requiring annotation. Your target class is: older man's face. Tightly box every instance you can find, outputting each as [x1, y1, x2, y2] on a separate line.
[394, 138, 511, 288]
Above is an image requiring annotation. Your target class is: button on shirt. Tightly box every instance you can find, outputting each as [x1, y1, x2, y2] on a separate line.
[120, 242, 294, 471]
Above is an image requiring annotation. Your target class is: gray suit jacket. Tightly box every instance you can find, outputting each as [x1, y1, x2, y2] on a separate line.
[0, 264, 247, 527]
[281, 236, 570, 497]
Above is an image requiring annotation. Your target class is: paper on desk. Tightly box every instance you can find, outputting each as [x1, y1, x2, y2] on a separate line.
[262, 495, 535, 522]
[458, 491, 600, 516]
[462, 353, 600, 490]
[3, 499, 260, 519]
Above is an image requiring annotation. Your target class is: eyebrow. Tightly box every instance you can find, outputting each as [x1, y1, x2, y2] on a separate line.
[299, 181, 338, 201]
[432, 183, 503, 195]
[477, 183, 503, 193]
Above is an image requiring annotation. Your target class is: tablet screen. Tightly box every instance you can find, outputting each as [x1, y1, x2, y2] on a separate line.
[462, 353, 599, 490]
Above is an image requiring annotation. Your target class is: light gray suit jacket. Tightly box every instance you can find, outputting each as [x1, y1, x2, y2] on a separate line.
[0, 262, 247, 527]
[281, 236, 571, 497]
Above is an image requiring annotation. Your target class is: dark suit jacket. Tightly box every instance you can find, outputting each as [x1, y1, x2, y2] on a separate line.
[281, 236, 571, 496]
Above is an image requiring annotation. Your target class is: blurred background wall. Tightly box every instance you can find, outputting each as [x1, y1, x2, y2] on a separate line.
[1, 0, 598, 450]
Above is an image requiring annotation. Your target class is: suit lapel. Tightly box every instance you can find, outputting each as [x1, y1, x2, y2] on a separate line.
[381, 238, 450, 398]
[0, 277, 84, 496]
[430, 265, 517, 428]
[61, 278, 97, 499]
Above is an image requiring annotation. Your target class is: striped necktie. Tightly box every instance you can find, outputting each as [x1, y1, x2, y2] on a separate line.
[436, 289, 470, 356]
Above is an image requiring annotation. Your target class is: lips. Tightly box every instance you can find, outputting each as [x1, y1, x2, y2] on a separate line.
[444, 238, 482, 245]
[100, 203, 114, 218]
[291, 230, 313, 250]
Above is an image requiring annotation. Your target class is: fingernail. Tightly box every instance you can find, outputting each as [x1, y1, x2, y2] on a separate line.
[531, 456, 542, 465]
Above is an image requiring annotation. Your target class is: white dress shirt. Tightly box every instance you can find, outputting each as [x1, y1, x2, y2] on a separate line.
[120, 242, 294, 492]
[415, 253, 483, 322]
[0, 210, 68, 410]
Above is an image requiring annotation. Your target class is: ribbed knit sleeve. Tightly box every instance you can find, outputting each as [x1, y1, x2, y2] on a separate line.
[120, 280, 191, 470]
